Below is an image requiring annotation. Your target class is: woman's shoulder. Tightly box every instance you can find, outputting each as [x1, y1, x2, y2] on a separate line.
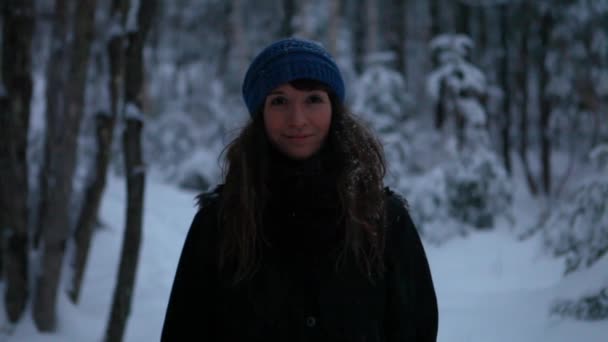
[383, 187, 410, 222]
[195, 183, 224, 211]
[382, 187, 421, 248]
[188, 184, 224, 237]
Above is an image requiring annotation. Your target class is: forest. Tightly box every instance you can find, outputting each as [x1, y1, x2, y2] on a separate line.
[0, 0, 607, 341]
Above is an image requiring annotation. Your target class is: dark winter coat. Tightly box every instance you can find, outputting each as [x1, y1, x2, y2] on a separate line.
[161, 157, 438, 341]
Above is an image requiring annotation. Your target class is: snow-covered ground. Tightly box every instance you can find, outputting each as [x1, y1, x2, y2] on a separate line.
[1, 174, 607, 341]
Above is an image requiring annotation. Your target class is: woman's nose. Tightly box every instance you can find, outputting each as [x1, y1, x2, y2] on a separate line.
[286, 103, 306, 127]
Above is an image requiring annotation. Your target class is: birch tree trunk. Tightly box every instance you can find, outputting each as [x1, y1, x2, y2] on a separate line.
[68, 0, 128, 304]
[0, 0, 35, 323]
[104, 0, 156, 340]
[34, 0, 98, 331]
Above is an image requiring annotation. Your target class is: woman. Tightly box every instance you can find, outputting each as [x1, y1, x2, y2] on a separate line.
[161, 37, 438, 341]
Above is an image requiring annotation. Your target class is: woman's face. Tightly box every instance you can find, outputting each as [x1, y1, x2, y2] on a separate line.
[263, 83, 332, 160]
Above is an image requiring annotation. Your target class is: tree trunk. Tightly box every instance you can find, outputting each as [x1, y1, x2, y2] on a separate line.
[352, 0, 366, 73]
[33, 0, 70, 330]
[364, 0, 379, 60]
[430, 0, 446, 130]
[105, 118, 144, 342]
[456, 0, 470, 37]
[326, 0, 341, 56]
[34, 0, 98, 331]
[104, 1, 156, 340]
[279, 0, 296, 37]
[221, 0, 246, 91]
[68, 0, 127, 304]
[67, 113, 115, 303]
[516, 4, 538, 196]
[0, 0, 35, 323]
[217, 1, 232, 77]
[386, 0, 406, 75]
[435, 80, 447, 130]
[429, 0, 440, 38]
[34, 0, 70, 251]
[230, 0, 246, 79]
[498, 4, 511, 175]
[538, 11, 553, 195]
[475, 6, 487, 65]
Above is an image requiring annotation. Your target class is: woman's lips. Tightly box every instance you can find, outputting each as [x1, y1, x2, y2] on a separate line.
[284, 134, 313, 144]
[285, 134, 312, 139]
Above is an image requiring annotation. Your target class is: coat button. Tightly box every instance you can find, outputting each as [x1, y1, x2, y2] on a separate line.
[305, 316, 316, 328]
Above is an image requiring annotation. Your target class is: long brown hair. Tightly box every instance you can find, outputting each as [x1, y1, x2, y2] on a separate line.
[218, 79, 387, 285]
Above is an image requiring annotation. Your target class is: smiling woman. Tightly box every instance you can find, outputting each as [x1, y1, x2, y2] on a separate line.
[263, 80, 333, 160]
[161, 37, 438, 341]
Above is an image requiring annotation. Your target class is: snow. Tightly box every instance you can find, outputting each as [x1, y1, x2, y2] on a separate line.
[429, 35, 474, 60]
[1, 174, 606, 341]
[124, 102, 144, 121]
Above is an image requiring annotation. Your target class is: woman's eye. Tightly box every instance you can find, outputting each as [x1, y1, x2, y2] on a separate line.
[269, 97, 287, 106]
[307, 94, 324, 103]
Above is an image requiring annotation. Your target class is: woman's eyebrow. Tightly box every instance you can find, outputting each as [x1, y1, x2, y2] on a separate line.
[268, 90, 286, 95]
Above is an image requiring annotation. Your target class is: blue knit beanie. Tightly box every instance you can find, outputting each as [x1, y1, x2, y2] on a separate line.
[242, 37, 345, 116]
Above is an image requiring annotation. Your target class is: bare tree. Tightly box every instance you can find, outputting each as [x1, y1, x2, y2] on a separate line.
[498, 3, 511, 175]
[104, 0, 157, 340]
[34, 0, 69, 251]
[429, 0, 446, 129]
[385, 0, 407, 76]
[351, 0, 366, 73]
[68, 0, 129, 304]
[279, 0, 296, 37]
[0, 0, 35, 323]
[538, 10, 554, 195]
[429, 0, 440, 38]
[218, 0, 247, 90]
[33, 0, 98, 331]
[326, 0, 342, 56]
[364, 0, 379, 58]
[456, 0, 470, 36]
[515, 2, 538, 195]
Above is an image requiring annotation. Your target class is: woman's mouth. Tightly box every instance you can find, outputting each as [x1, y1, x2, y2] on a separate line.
[285, 134, 312, 139]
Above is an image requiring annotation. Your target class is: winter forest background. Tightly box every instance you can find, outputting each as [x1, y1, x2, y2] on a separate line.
[1, 0, 607, 341]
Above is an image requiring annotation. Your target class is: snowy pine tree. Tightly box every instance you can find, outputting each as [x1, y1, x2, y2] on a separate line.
[352, 51, 414, 188]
